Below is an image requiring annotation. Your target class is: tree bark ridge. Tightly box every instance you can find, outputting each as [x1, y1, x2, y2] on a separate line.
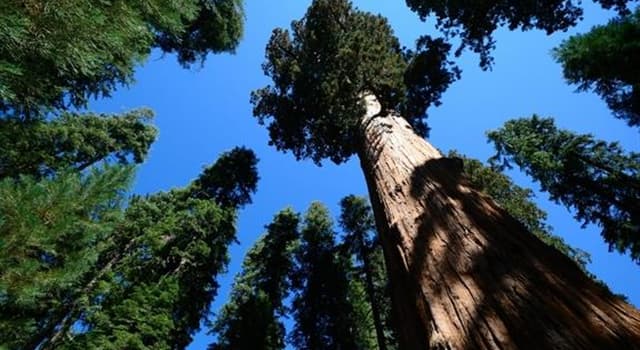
[356, 94, 640, 350]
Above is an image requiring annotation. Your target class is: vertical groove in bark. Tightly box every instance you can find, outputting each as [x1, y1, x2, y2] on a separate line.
[356, 94, 640, 350]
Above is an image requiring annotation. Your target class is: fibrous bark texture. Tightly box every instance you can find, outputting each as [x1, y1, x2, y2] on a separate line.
[357, 95, 640, 350]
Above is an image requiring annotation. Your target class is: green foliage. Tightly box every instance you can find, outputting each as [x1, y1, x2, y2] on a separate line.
[192, 146, 259, 208]
[0, 166, 134, 350]
[252, 0, 458, 164]
[0, 0, 244, 116]
[553, 8, 640, 127]
[449, 151, 592, 270]
[63, 193, 237, 349]
[488, 116, 640, 263]
[209, 209, 300, 350]
[155, 0, 244, 66]
[405, 0, 585, 68]
[289, 202, 364, 349]
[0, 147, 258, 349]
[56, 147, 259, 349]
[0, 109, 157, 179]
[339, 195, 398, 350]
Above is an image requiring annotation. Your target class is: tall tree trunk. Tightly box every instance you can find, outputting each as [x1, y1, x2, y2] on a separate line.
[356, 94, 640, 350]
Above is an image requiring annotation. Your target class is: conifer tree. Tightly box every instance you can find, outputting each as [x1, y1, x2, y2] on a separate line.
[488, 116, 640, 263]
[0, 0, 244, 117]
[553, 7, 640, 128]
[209, 208, 300, 350]
[0, 108, 156, 349]
[48, 147, 258, 350]
[0, 166, 134, 349]
[289, 202, 364, 350]
[0, 109, 157, 179]
[339, 195, 397, 350]
[252, 0, 640, 348]
[0, 147, 258, 350]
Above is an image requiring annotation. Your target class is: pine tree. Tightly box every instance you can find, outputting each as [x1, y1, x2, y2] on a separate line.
[252, 0, 640, 348]
[47, 147, 258, 350]
[0, 0, 244, 117]
[488, 115, 640, 263]
[209, 208, 300, 350]
[339, 195, 397, 350]
[0, 109, 157, 179]
[0, 107, 156, 348]
[289, 202, 364, 350]
[0, 166, 134, 349]
[0, 147, 258, 350]
[553, 7, 640, 128]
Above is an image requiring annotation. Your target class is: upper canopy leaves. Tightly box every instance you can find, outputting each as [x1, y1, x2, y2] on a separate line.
[252, 0, 458, 164]
[0, 0, 244, 116]
[405, 0, 584, 68]
[553, 8, 640, 128]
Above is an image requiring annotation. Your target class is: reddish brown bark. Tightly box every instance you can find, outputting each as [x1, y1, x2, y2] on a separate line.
[356, 95, 640, 350]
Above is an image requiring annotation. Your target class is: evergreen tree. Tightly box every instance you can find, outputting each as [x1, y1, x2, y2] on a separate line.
[252, 0, 640, 348]
[209, 208, 300, 350]
[0, 109, 157, 179]
[289, 202, 363, 350]
[0, 0, 244, 117]
[553, 7, 640, 128]
[0, 147, 258, 350]
[52, 147, 258, 350]
[487, 115, 640, 263]
[252, 0, 458, 164]
[0, 106, 156, 348]
[339, 195, 397, 350]
[0, 166, 133, 350]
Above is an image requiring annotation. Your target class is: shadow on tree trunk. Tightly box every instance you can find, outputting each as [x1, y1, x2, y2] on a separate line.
[407, 157, 640, 349]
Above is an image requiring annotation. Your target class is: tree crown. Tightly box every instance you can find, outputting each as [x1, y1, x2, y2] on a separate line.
[252, 0, 458, 164]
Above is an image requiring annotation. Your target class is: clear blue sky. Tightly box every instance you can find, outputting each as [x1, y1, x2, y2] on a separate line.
[91, 1, 639, 348]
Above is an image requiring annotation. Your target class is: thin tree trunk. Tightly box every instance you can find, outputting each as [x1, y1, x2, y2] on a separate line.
[361, 247, 389, 350]
[356, 94, 640, 350]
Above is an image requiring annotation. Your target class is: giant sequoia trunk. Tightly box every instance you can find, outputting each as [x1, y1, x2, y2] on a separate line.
[356, 95, 640, 350]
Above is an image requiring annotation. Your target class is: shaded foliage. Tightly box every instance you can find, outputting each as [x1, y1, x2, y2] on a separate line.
[0, 0, 244, 116]
[192, 146, 259, 208]
[252, 0, 458, 164]
[155, 0, 244, 66]
[488, 116, 640, 263]
[209, 208, 300, 350]
[289, 202, 364, 349]
[554, 7, 640, 128]
[405, 0, 584, 68]
[404, 0, 635, 69]
[0, 109, 157, 179]
[339, 195, 398, 350]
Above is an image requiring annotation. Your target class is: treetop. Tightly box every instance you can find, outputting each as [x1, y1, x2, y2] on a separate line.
[252, 0, 458, 165]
